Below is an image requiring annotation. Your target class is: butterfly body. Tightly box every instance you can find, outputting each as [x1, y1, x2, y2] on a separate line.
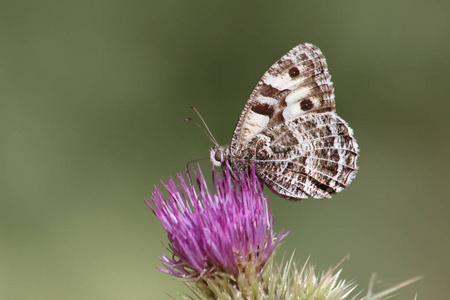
[210, 43, 359, 201]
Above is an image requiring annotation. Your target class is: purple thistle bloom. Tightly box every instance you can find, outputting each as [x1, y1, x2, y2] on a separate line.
[147, 164, 288, 279]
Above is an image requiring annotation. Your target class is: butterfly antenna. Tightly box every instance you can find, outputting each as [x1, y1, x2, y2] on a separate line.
[185, 117, 219, 146]
[190, 105, 219, 146]
[186, 157, 209, 172]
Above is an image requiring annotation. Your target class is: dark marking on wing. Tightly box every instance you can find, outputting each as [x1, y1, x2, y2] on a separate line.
[270, 111, 285, 125]
[300, 99, 313, 111]
[251, 103, 275, 117]
[288, 67, 300, 78]
[259, 83, 290, 102]
[308, 176, 336, 195]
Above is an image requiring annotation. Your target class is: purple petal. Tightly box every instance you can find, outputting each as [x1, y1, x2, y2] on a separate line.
[148, 163, 288, 278]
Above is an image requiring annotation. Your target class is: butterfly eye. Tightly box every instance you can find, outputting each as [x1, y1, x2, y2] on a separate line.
[214, 149, 223, 163]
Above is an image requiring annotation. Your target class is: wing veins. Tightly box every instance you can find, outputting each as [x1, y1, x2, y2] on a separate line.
[255, 158, 349, 187]
[260, 171, 313, 198]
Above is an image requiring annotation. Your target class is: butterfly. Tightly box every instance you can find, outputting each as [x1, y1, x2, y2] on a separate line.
[209, 43, 359, 200]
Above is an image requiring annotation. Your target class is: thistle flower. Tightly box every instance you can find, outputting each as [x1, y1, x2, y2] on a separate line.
[147, 164, 421, 299]
[147, 163, 288, 280]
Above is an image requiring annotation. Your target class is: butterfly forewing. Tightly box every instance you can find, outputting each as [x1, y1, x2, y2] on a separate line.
[230, 43, 335, 151]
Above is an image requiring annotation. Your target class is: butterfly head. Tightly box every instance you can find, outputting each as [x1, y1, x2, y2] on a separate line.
[210, 146, 230, 167]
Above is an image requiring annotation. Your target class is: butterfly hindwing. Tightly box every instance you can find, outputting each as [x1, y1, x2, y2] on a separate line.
[249, 113, 359, 200]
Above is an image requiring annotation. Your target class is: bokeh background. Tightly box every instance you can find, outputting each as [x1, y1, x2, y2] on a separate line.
[2, 0, 449, 299]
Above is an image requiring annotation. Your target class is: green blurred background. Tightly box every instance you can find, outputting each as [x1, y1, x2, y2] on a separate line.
[1, 0, 449, 299]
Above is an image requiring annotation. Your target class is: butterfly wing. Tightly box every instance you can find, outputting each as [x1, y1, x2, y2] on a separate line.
[248, 113, 358, 200]
[230, 43, 335, 151]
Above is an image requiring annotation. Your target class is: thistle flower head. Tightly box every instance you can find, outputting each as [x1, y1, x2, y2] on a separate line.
[147, 164, 288, 279]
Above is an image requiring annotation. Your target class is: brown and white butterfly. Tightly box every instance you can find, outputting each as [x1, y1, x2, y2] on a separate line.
[210, 43, 359, 200]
